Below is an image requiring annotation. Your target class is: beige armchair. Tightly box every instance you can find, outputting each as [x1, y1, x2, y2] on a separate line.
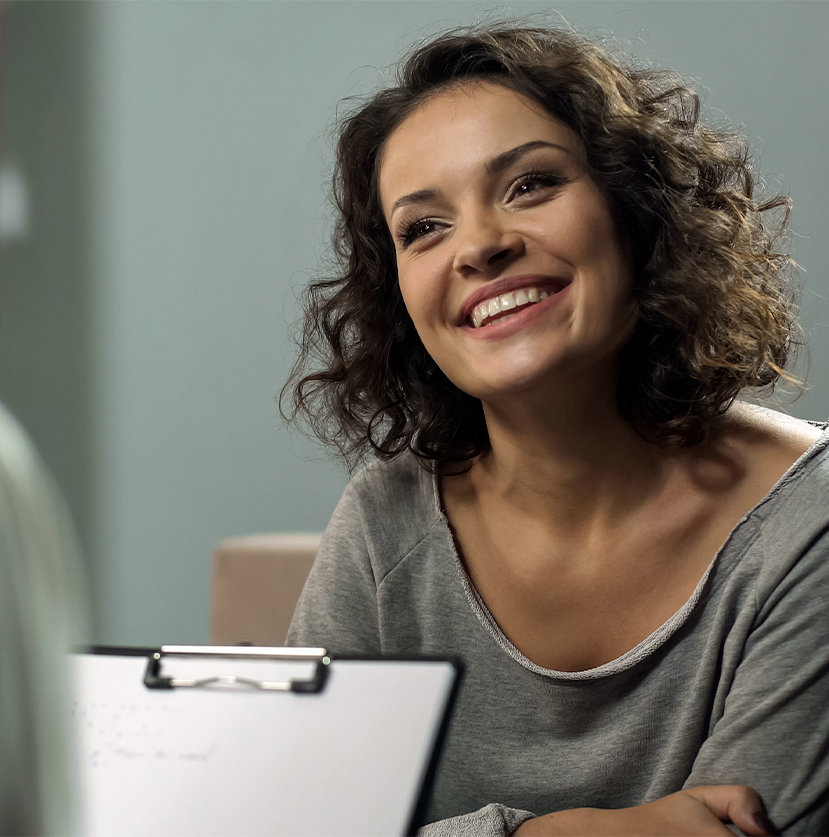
[210, 533, 320, 646]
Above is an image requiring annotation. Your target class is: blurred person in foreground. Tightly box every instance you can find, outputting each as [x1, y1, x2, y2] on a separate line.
[0, 401, 86, 836]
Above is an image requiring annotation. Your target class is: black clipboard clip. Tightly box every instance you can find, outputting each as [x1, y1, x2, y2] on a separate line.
[144, 645, 331, 693]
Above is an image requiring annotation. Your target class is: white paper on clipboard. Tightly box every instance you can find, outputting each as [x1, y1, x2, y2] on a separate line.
[70, 647, 462, 837]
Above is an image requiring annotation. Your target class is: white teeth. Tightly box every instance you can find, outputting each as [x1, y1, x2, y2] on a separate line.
[499, 294, 516, 311]
[469, 286, 559, 328]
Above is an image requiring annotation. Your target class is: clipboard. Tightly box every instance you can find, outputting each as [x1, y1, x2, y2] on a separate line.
[70, 646, 463, 837]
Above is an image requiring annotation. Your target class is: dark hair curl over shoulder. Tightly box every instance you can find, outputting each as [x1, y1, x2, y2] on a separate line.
[281, 24, 801, 472]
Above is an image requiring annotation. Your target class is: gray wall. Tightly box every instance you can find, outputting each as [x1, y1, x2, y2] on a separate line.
[1, 1, 827, 647]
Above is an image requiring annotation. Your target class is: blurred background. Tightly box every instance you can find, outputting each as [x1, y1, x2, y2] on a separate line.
[1, 0, 827, 647]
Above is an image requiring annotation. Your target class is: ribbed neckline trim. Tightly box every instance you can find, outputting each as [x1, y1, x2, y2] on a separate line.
[429, 421, 829, 681]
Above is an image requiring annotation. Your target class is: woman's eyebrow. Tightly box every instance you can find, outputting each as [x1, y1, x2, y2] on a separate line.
[388, 141, 570, 218]
[486, 140, 570, 175]
[389, 188, 439, 217]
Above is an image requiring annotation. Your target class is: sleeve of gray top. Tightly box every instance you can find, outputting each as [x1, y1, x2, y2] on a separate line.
[286, 476, 537, 837]
[684, 528, 829, 835]
[286, 476, 382, 654]
[417, 804, 535, 837]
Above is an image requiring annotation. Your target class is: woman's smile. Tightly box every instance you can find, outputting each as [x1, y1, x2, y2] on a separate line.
[378, 81, 637, 401]
[458, 275, 570, 329]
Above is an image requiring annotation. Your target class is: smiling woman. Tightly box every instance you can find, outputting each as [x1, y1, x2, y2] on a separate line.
[282, 24, 829, 837]
[379, 83, 637, 407]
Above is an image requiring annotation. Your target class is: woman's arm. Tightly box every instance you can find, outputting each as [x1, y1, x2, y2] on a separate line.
[514, 786, 778, 836]
[680, 528, 829, 835]
[414, 787, 777, 837]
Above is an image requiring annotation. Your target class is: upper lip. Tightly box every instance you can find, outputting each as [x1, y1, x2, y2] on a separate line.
[458, 274, 571, 325]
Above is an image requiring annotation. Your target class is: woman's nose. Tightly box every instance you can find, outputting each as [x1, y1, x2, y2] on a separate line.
[451, 211, 524, 276]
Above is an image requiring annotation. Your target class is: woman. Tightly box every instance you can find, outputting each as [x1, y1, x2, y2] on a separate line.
[283, 24, 829, 836]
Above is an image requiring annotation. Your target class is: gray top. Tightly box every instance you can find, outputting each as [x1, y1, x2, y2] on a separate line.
[287, 427, 829, 836]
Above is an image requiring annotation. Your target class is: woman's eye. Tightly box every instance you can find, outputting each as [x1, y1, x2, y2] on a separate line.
[400, 219, 442, 248]
[508, 173, 566, 201]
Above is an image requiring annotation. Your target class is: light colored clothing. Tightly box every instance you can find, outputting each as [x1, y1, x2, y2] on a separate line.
[288, 426, 829, 836]
[0, 403, 86, 836]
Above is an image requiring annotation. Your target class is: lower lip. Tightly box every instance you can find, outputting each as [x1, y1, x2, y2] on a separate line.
[460, 286, 570, 341]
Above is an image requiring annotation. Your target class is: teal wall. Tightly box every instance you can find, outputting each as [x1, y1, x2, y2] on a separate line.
[2, 1, 827, 646]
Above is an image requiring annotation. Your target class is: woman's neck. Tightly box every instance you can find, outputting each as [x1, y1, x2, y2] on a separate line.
[471, 385, 672, 532]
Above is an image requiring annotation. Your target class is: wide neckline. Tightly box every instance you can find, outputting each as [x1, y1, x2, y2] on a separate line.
[430, 422, 829, 681]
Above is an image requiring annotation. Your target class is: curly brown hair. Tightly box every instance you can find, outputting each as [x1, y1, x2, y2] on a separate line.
[281, 24, 800, 471]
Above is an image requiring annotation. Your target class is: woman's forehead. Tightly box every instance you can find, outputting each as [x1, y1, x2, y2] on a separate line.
[378, 81, 583, 212]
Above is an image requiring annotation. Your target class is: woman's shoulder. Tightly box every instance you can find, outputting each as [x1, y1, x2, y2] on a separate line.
[731, 402, 827, 445]
[717, 405, 829, 570]
[347, 452, 437, 506]
[333, 452, 444, 556]
[750, 408, 829, 522]
[717, 403, 828, 496]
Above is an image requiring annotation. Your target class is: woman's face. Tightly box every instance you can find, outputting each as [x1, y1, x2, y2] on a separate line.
[378, 82, 637, 405]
